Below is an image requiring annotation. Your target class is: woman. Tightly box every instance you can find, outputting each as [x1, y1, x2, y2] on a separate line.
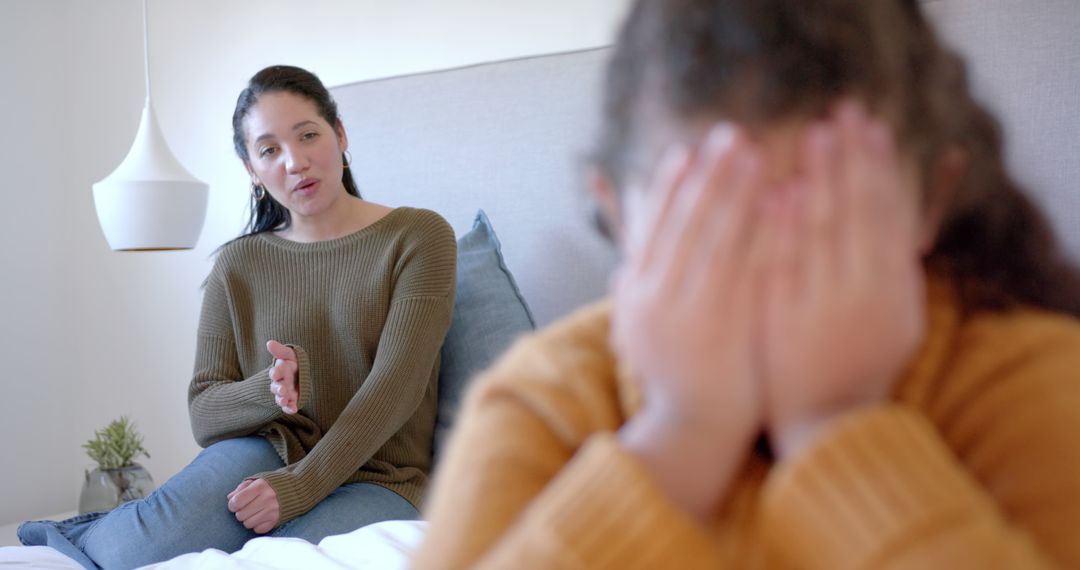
[20, 65, 456, 569]
[414, 1, 1080, 568]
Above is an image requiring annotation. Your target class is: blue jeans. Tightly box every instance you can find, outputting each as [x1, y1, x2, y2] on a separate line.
[18, 437, 419, 569]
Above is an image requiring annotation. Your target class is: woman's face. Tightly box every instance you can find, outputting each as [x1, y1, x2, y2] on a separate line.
[243, 91, 348, 219]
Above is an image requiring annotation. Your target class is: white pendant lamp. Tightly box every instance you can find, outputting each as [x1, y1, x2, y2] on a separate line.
[93, 0, 207, 251]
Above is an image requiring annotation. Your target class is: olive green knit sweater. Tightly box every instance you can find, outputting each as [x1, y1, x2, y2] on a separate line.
[188, 207, 456, 525]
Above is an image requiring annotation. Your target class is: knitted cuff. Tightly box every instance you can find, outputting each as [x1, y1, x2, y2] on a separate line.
[761, 404, 997, 568]
[287, 344, 313, 412]
[481, 432, 722, 569]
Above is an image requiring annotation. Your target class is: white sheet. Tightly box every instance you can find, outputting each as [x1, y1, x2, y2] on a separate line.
[0, 520, 426, 570]
[0, 546, 83, 569]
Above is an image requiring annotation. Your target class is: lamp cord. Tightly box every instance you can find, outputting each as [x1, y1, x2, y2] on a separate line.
[142, 0, 151, 101]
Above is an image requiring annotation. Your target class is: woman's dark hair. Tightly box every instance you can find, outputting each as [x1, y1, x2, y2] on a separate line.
[593, 0, 1080, 316]
[231, 65, 361, 236]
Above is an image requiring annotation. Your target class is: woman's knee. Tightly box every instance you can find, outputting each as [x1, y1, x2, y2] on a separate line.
[197, 436, 281, 468]
[83, 496, 254, 568]
[185, 437, 283, 485]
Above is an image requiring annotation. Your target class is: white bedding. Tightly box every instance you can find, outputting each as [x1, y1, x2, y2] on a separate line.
[0, 520, 426, 570]
[0, 546, 82, 569]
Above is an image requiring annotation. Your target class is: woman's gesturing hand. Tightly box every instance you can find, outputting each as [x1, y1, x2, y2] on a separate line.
[227, 478, 281, 534]
[614, 124, 772, 519]
[267, 340, 299, 415]
[761, 102, 928, 460]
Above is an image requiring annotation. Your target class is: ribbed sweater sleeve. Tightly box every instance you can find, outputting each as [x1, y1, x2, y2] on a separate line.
[188, 265, 312, 447]
[760, 404, 1061, 569]
[759, 314, 1080, 569]
[473, 433, 724, 570]
[253, 216, 456, 524]
[414, 302, 722, 569]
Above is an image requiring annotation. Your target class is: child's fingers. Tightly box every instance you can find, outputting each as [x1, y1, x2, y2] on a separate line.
[835, 103, 863, 262]
[768, 182, 804, 306]
[631, 144, 694, 270]
[698, 142, 762, 287]
[803, 124, 836, 240]
[729, 176, 774, 323]
[835, 102, 878, 272]
[655, 123, 743, 288]
[800, 123, 839, 288]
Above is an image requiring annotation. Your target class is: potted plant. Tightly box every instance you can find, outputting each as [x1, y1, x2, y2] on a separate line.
[78, 416, 155, 514]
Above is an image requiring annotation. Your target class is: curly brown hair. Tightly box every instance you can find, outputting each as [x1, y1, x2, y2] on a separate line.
[592, 0, 1080, 316]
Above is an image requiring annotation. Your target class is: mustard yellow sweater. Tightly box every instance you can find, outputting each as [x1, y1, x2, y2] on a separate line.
[414, 277, 1080, 568]
[189, 207, 456, 524]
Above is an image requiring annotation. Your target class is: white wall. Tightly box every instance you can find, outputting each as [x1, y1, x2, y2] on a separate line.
[0, 0, 632, 526]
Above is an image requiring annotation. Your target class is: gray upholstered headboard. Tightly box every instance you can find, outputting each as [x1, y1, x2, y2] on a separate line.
[332, 48, 617, 327]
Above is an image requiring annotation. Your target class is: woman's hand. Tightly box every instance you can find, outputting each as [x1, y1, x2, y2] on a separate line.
[614, 124, 771, 519]
[227, 478, 281, 534]
[267, 340, 299, 414]
[761, 102, 927, 460]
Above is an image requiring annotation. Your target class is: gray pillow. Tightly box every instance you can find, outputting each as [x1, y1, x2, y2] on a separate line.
[434, 210, 536, 463]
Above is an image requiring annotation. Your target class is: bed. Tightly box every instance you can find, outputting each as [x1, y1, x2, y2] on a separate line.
[4, 1, 1079, 567]
[0, 521, 425, 569]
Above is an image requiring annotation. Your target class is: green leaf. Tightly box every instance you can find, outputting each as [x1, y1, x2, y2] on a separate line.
[83, 416, 150, 470]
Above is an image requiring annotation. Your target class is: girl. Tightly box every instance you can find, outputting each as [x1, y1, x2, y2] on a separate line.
[414, 1, 1080, 568]
[21, 65, 456, 569]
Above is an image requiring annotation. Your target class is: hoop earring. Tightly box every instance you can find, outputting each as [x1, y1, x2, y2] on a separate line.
[343, 150, 353, 169]
[251, 182, 267, 201]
